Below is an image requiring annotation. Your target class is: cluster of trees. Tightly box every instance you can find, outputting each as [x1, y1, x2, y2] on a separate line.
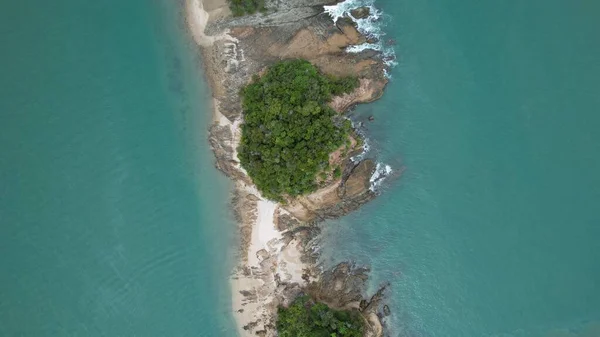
[277, 296, 364, 337]
[237, 59, 359, 201]
[228, 0, 266, 16]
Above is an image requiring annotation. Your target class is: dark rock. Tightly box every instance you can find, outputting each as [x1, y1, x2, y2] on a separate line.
[383, 304, 391, 316]
[365, 50, 382, 60]
[363, 282, 389, 313]
[256, 249, 269, 261]
[337, 16, 357, 28]
[208, 124, 252, 184]
[341, 159, 376, 199]
[239, 290, 254, 297]
[368, 115, 375, 121]
[302, 271, 311, 283]
[309, 159, 376, 220]
[307, 262, 370, 308]
[366, 36, 379, 44]
[350, 6, 371, 19]
[275, 212, 302, 231]
[243, 321, 258, 330]
[305, 262, 388, 336]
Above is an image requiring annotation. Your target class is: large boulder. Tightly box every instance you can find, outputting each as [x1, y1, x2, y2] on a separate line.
[350, 6, 371, 19]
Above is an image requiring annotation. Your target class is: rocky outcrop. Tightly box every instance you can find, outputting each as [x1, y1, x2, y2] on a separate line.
[309, 262, 370, 308]
[231, 188, 259, 263]
[203, 3, 387, 221]
[330, 78, 386, 113]
[283, 159, 376, 222]
[351, 6, 371, 19]
[201, 6, 387, 124]
[307, 262, 388, 337]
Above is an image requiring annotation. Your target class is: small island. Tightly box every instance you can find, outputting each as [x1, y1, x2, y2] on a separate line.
[186, 0, 392, 335]
[239, 59, 358, 201]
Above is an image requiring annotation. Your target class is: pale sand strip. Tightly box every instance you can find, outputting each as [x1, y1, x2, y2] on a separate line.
[185, 0, 235, 47]
[248, 199, 280, 266]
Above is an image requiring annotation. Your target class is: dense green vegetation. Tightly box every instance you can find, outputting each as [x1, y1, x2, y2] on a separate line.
[277, 296, 364, 337]
[228, 0, 266, 16]
[237, 60, 359, 200]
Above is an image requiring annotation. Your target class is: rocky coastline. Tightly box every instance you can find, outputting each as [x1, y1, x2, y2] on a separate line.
[185, 0, 392, 335]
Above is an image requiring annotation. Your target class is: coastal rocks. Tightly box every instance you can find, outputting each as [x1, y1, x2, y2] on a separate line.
[232, 189, 259, 263]
[265, 0, 342, 13]
[206, 0, 343, 31]
[308, 262, 369, 308]
[350, 6, 371, 19]
[307, 262, 388, 337]
[329, 78, 387, 113]
[366, 36, 379, 44]
[383, 305, 391, 316]
[341, 159, 375, 199]
[187, 0, 392, 335]
[206, 7, 385, 222]
[283, 159, 376, 222]
[257, 19, 366, 61]
[208, 124, 251, 184]
[274, 210, 302, 232]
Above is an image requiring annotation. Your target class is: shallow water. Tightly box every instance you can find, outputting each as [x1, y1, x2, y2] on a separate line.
[0, 0, 238, 336]
[320, 0, 600, 336]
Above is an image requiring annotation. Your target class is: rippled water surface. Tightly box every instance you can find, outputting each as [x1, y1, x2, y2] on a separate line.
[2, 0, 600, 336]
[321, 0, 600, 336]
[1, 0, 237, 336]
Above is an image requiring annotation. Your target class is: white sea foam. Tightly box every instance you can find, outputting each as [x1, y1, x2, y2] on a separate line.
[346, 43, 381, 53]
[369, 163, 392, 191]
[324, 0, 397, 77]
[351, 137, 370, 162]
[348, 120, 371, 162]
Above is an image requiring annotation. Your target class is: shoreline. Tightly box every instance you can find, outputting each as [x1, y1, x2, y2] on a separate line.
[229, 182, 309, 336]
[185, 0, 392, 335]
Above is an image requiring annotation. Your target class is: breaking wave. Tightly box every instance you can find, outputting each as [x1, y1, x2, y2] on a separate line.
[324, 0, 397, 74]
[348, 120, 370, 162]
[347, 120, 392, 191]
[369, 163, 392, 191]
[327, 1, 395, 190]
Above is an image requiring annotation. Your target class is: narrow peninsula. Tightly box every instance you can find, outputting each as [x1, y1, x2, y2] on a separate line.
[186, 0, 393, 335]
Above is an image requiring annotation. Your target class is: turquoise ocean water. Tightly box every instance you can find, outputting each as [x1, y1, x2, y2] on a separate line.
[1, 0, 238, 336]
[2, 0, 600, 336]
[322, 0, 600, 336]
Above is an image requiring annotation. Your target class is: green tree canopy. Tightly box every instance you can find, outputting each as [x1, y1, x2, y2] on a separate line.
[237, 59, 358, 201]
[228, 0, 266, 16]
[277, 296, 364, 337]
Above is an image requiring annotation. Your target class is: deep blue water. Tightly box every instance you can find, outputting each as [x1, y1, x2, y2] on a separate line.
[321, 0, 600, 336]
[0, 0, 238, 336]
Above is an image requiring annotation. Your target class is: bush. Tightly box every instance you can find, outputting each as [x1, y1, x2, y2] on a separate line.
[228, 0, 266, 16]
[333, 166, 342, 178]
[277, 296, 364, 337]
[237, 59, 358, 200]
